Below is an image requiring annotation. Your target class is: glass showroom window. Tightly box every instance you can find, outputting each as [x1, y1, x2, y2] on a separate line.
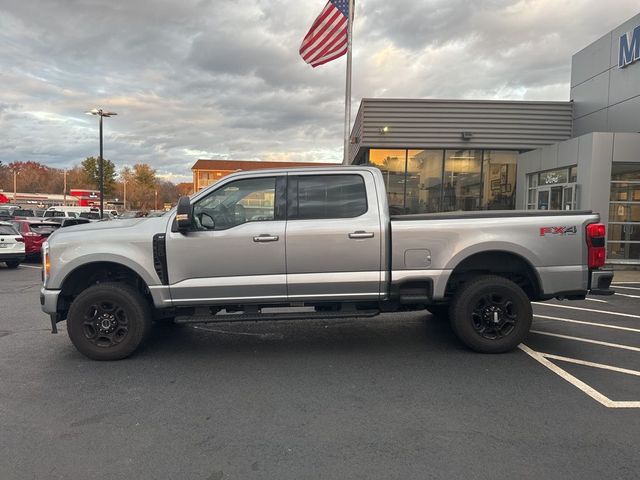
[405, 150, 444, 213]
[368, 149, 408, 213]
[443, 150, 482, 211]
[608, 163, 640, 263]
[482, 151, 517, 210]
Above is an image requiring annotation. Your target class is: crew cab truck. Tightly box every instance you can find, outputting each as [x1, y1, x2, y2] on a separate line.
[40, 166, 613, 360]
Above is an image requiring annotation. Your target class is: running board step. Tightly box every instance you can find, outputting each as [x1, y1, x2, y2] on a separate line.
[174, 309, 381, 324]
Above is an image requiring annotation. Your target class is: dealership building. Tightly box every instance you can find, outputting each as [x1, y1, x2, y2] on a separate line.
[348, 12, 640, 264]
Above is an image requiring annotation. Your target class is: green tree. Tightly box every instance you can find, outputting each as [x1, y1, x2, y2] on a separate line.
[81, 156, 117, 196]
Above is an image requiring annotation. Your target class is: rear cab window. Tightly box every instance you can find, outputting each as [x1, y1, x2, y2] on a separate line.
[288, 174, 368, 220]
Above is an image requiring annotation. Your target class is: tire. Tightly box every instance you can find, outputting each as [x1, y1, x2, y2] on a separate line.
[66, 282, 153, 361]
[449, 275, 532, 353]
[426, 304, 449, 319]
[5, 260, 20, 269]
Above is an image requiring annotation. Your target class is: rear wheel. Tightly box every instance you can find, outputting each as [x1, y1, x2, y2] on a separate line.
[5, 260, 20, 269]
[66, 282, 152, 360]
[449, 275, 532, 353]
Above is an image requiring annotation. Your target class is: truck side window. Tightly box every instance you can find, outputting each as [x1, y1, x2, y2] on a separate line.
[193, 177, 276, 231]
[291, 174, 367, 220]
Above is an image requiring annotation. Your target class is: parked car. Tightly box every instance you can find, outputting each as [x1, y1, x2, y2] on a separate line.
[117, 210, 144, 219]
[8, 208, 35, 219]
[45, 217, 92, 228]
[43, 206, 99, 219]
[41, 166, 613, 360]
[79, 211, 102, 221]
[12, 220, 60, 258]
[59, 218, 92, 228]
[0, 221, 25, 268]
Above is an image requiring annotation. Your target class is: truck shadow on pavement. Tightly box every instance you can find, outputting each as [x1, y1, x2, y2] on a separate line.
[135, 312, 466, 361]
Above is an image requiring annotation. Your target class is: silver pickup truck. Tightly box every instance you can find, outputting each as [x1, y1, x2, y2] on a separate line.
[40, 166, 613, 360]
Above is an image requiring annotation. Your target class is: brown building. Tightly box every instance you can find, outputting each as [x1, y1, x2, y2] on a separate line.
[191, 159, 339, 191]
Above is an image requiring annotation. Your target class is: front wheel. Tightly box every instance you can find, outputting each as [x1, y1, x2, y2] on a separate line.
[449, 275, 532, 353]
[5, 260, 20, 269]
[66, 282, 153, 360]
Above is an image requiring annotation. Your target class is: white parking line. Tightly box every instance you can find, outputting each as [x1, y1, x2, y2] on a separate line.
[612, 282, 640, 285]
[613, 285, 640, 291]
[534, 314, 640, 333]
[532, 302, 640, 320]
[585, 297, 609, 303]
[615, 292, 640, 299]
[519, 344, 640, 408]
[19, 265, 41, 270]
[540, 353, 640, 377]
[529, 330, 640, 352]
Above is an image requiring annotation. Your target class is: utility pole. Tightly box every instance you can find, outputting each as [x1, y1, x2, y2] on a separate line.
[123, 180, 127, 211]
[13, 170, 17, 204]
[63, 170, 67, 206]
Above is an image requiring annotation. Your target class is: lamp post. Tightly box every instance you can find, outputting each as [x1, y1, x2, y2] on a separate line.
[63, 169, 67, 206]
[123, 179, 127, 211]
[86, 108, 117, 218]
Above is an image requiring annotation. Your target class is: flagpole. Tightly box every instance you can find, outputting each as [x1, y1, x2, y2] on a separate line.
[342, 0, 354, 165]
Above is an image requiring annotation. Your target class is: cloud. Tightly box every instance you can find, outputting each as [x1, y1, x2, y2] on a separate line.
[0, 0, 638, 181]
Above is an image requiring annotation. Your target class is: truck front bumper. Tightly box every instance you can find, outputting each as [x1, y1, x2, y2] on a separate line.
[40, 287, 61, 314]
[40, 287, 63, 333]
[589, 270, 614, 295]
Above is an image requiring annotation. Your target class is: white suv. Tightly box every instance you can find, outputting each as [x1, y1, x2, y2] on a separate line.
[0, 221, 26, 268]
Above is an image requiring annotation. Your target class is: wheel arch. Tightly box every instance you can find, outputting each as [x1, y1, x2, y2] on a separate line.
[56, 261, 153, 318]
[444, 249, 543, 301]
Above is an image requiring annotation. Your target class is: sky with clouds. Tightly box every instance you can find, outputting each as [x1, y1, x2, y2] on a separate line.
[1, 0, 639, 183]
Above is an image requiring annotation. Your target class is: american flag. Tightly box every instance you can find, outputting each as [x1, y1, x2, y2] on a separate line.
[299, 0, 350, 68]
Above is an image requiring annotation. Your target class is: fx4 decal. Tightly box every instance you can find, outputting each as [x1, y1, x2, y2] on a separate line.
[540, 226, 577, 236]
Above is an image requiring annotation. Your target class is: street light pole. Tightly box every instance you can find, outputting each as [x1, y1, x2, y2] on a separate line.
[63, 170, 67, 206]
[86, 108, 117, 218]
[99, 113, 103, 217]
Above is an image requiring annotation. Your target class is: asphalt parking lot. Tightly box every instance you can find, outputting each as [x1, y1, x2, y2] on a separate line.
[1, 263, 639, 480]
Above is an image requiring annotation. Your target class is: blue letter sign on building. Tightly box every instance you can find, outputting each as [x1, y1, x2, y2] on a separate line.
[619, 25, 640, 68]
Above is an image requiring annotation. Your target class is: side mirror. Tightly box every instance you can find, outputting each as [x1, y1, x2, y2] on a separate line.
[176, 196, 192, 231]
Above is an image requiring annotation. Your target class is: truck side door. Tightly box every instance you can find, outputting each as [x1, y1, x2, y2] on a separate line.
[166, 174, 287, 306]
[285, 171, 382, 301]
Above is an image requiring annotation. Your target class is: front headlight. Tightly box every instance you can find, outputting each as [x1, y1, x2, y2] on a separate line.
[42, 241, 50, 286]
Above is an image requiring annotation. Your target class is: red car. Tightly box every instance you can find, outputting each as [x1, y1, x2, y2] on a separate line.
[11, 220, 60, 257]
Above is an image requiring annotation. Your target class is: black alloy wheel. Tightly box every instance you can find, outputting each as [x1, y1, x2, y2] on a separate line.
[67, 282, 152, 361]
[83, 301, 130, 348]
[470, 293, 517, 340]
[449, 275, 532, 353]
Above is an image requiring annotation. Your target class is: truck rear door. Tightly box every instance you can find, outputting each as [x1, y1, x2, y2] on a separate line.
[285, 171, 382, 301]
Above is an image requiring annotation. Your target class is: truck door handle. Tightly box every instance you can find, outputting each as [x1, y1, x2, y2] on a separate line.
[253, 234, 279, 242]
[348, 231, 374, 239]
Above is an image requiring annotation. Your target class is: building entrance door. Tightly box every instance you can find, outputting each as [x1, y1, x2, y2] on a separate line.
[536, 186, 574, 210]
[537, 188, 550, 210]
[549, 186, 563, 210]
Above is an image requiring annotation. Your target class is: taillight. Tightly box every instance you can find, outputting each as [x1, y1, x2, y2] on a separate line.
[586, 223, 606, 269]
